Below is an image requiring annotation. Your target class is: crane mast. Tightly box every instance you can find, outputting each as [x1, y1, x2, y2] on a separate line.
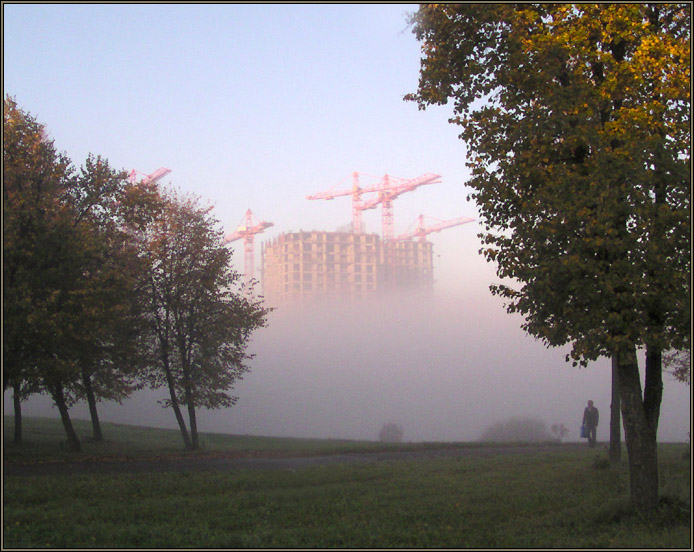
[306, 171, 366, 233]
[222, 209, 273, 289]
[307, 172, 441, 239]
[359, 173, 441, 241]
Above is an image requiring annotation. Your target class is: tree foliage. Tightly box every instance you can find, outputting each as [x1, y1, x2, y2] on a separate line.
[4, 96, 85, 449]
[406, 4, 690, 512]
[130, 188, 270, 449]
[4, 97, 270, 451]
[4, 97, 151, 447]
[407, 4, 689, 362]
[4, 97, 72, 389]
[378, 422, 404, 443]
[60, 155, 149, 441]
[663, 349, 691, 385]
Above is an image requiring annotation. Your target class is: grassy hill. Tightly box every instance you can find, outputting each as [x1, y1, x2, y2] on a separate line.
[3, 416, 690, 549]
[3, 415, 506, 463]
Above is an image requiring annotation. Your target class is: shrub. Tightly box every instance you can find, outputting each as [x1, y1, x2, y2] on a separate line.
[550, 423, 569, 441]
[378, 422, 404, 443]
[478, 417, 552, 443]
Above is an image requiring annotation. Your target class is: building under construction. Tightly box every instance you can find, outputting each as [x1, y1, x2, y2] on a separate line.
[223, 172, 474, 306]
[261, 230, 434, 306]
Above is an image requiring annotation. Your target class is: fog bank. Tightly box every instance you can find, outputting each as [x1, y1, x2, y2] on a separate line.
[4, 291, 690, 444]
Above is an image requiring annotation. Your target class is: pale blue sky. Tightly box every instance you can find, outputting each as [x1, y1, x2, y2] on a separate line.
[4, 2, 476, 284]
[4, 3, 689, 442]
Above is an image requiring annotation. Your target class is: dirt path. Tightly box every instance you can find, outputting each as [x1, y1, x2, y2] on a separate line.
[4, 443, 587, 477]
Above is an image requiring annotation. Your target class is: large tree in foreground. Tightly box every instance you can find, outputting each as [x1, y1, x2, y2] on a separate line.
[131, 188, 270, 450]
[4, 96, 83, 449]
[406, 4, 690, 511]
[4, 97, 145, 449]
[60, 154, 147, 442]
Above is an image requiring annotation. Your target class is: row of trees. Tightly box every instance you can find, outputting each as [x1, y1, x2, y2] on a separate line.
[406, 4, 689, 512]
[3, 96, 270, 451]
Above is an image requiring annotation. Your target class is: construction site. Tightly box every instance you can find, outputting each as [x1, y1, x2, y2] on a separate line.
[220, 171, 475, 307]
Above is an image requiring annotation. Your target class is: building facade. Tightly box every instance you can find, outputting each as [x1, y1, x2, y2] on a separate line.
[261, 231, 433, 306]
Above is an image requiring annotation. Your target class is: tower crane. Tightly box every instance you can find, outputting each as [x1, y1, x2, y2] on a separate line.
[129, 167, 171, 185]
[306, 172, 370, 233]
[306, 172, 441, 239]
[394, 215, 476, 242]
[385, 213, 475, 289]
[359, 173, 442, 241]
[222, 209, 273, 289]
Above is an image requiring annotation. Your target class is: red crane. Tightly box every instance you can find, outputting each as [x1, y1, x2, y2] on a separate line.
[359, 173, 441, 241]
[129, 167, 171, 185]
[306, 172, 372, 233]
[222, 209, 273, 288]
[394, 215, 476, 242]
[307, 172, 441, 239]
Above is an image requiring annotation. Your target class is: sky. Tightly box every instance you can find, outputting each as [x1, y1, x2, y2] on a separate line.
[3, 3, 690, 443]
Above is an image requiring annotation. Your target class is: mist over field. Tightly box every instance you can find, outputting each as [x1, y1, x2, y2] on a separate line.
[5, 289, 690, 444]
[3, 3, 689, 453]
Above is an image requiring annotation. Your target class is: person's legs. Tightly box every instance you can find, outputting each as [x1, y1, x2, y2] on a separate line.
[588, 426, 596, 447]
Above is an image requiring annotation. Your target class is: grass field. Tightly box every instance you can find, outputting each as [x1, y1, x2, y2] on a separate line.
[3, 416, 691, 549]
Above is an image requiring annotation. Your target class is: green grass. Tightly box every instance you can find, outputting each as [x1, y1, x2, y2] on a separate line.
[3, 417, 691, 549]
[2, 415, 523, 462]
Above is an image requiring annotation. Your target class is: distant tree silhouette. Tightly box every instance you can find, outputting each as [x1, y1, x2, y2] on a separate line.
[479, 417, 552, 443]
[379, 422, 404, 443]
[551, 423, 569, 442]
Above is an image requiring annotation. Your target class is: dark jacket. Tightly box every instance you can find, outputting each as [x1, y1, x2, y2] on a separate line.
[583, 406, 599, 428]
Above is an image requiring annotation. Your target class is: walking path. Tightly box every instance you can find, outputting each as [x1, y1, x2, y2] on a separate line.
[4, 443, 587, 477]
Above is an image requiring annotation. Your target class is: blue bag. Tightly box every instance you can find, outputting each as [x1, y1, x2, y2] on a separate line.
[580, 424, 587, 438]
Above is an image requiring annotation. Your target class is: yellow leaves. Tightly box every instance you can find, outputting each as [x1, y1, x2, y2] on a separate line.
[411, 3, 690, 364]
[561, 254, 580, 267]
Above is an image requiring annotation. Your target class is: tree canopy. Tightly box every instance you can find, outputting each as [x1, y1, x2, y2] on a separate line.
[407, 3, 689, 363]
[130, 188, 270, 449]
[406, 3, 690, 512]
[4, 96, 270, 451]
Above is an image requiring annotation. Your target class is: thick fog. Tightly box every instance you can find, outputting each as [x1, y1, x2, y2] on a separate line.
[4, 288, 690, 444]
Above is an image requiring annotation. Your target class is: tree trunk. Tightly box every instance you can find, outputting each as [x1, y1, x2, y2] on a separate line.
[616, 344, 659, 512]
[51, 382, 81, 452]
[609, 355, 621, 464]
[167, 382, 192, 449]
[182, 364, 199, 450]
[644, 345, 663, 431]
[187, 400, 199, 450]
[12, 382, 22, 445]
[82, 369, 103, 442]
[162, 359, 192, 450]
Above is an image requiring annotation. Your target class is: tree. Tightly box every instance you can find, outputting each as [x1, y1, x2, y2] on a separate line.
[3, 96, 44, 443]
[406, 4, 690, 512]
[4, 97, 145, 449]
[131, 188, 269, 450]
[550, 423, 569, 442]
[479, 417, 552, 443]
[59, 155, 148, 442]
[378, 422, 404, 443]
[4, 96, 82, 449]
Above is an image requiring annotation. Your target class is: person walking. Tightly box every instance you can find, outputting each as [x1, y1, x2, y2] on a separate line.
[582, 400, 599, 447]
